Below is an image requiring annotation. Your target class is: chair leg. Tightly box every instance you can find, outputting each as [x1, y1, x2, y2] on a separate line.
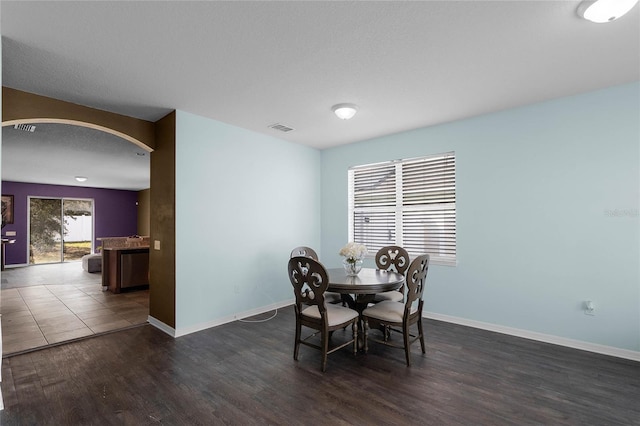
[321, 329, 329, 372]
[294, 319, 301, 361]
[352, 320, 358, 355]
[363, 319, 369, 353]
[403, 323, 411, 367]
[417, 318, 426, 354]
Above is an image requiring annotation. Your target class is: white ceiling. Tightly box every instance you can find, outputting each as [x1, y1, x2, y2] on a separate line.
[1, 1, 639, 189]
[2, 123, 150, 191]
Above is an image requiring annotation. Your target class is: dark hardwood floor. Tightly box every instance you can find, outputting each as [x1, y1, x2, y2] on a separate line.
[1, 305, 638, 425]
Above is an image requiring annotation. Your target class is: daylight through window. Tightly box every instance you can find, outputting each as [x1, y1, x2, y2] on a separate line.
[348, 152, 456, 266]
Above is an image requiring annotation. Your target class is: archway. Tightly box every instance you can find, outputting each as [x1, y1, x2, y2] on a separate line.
[1, 87, 176, 352]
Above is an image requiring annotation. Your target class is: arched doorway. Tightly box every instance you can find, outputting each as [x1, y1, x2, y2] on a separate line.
[2, 122, 150, 264]
[1, 87, 176, 355]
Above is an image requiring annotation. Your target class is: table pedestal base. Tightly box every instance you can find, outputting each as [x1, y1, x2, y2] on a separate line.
[341, 294, 377, 350]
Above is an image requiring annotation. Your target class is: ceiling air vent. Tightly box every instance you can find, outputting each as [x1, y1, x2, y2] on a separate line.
[14, 124, 36, 132]
[269, 123, 295, 133]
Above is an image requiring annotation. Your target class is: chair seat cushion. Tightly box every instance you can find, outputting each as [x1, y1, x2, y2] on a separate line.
[374, 290, 403, 303]
[302, 304, 358, 326]
[363, 300, 416, 323]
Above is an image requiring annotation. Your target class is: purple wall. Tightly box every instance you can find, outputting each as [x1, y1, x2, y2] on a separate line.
[1, 181, 139, 266]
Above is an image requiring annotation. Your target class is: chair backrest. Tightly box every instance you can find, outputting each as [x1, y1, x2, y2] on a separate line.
[404, 254, 430, 312]
[290, 246, 318, 260]
[288, 256, 329, 314]
[375, 246, 410, 275]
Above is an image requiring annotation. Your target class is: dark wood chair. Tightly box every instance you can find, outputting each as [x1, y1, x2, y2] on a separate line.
[373, 245, 411, 303]
[363, 254, 429, 366]
[288, 256, 359, 372]
[290, 246, 318, 260]
[290, 246, 341, 304]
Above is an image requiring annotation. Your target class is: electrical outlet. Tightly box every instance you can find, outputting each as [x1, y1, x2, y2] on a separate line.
[154, 240, 161, 250]
[584, 300, 595, 316]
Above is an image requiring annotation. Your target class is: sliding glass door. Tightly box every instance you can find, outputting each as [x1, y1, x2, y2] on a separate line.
[29, 197, 94, 264]
[62, 199, 94, 262]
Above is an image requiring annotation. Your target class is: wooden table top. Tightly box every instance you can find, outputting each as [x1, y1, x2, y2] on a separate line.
[326, 267, 404, 295]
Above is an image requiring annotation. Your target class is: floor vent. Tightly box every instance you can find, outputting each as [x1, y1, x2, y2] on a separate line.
[14, 124, 36, 132]
[269, 123, 295, 133]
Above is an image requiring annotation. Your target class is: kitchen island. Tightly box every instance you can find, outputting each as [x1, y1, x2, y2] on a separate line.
[99, 236, 150, 293]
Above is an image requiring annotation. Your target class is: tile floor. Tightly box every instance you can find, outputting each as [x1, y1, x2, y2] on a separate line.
[1, 262, 149, 356]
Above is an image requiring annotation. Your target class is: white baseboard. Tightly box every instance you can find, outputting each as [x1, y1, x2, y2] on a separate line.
[150, 304, 639, 362]
[147, 315, 176, 337]
[424, 311, 640, 362]
[173, 298, 294, 338]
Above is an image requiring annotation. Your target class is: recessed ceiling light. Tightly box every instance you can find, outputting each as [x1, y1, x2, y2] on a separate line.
[75, 176, 88, 182]
[332, 103, 358, 120]
[577, 0, 639, 23]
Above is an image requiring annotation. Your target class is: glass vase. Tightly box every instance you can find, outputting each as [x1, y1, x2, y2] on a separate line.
[343, 258, 363, 276]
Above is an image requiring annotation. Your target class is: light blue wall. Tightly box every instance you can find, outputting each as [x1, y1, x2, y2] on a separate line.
[172, 84, 638, 352]
[175, 111, 321, 330]
[321, 82, 640, 352]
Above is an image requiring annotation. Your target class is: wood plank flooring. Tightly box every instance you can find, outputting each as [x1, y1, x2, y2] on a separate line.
[1, 305, 638, 425]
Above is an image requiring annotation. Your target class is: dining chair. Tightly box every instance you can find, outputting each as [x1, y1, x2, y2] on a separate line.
[290, 246, 318, 260]
[373, 245, 411, 303]
[362, 254, 429, 366]
[288, 256, 359, 372]
[290, 246, 342, 304]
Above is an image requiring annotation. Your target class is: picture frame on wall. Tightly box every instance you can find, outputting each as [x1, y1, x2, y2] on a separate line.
[2, 194, 14, 225]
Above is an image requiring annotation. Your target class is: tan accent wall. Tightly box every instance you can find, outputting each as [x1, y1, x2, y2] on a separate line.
[137, 189, 151, 236]
[2, 87, 155, 151]
[149, 112, 176, 328]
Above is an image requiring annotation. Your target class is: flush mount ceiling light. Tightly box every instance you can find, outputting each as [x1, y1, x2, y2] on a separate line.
[577, 0, 639, 23]
[75, 176, 88, 182]
[332, 103, 358, 120]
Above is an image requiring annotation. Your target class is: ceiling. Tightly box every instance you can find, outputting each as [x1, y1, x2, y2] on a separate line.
[1, 1, 638, 190]
[2, 123, 150, 191]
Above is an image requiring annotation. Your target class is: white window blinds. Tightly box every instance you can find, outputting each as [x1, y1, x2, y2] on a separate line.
[348, 152, 456, 266]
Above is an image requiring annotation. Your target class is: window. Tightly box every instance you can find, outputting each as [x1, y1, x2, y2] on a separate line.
[348, 152, 456, 266]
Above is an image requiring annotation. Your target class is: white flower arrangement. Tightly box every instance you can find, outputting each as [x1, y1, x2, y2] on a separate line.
[339, 242, 368, 264]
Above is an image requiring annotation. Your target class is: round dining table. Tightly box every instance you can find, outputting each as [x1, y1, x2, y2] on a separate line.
[326, 267, 404, 349]
[326, 267, 404, 313]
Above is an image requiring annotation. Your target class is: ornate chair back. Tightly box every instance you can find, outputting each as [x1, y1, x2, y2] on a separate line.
[288, 256, 330, 317]
[290, 246, 343, 306]
[404, 254, 430, 316]
[375, 245, 410, 274]
[375, 245, 410, 293]
[290, 246, 318, 260]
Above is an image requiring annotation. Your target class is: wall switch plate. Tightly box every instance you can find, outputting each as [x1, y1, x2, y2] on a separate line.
[154, 240, 161, 250]
[5, 231, 16, 236]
